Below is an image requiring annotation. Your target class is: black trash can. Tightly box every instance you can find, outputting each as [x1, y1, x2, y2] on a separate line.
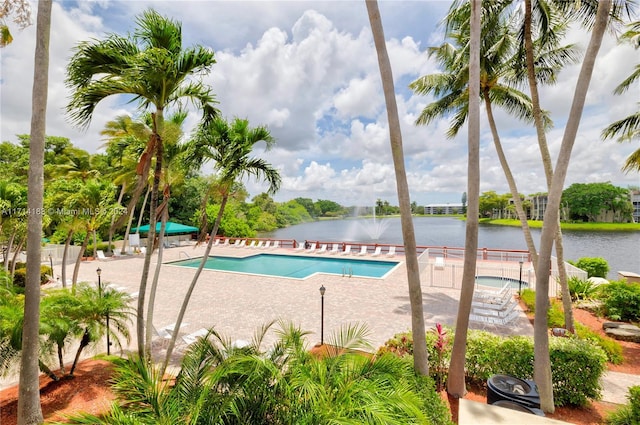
[491, 400, 545, 416]
[487, 374, 541, 410]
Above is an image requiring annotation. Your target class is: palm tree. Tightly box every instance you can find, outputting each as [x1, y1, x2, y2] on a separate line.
[66, 8, 218, 358]
[18, 0, 50, 422]
[520, 0, 632, 411]
[365, 0, 429, 377]
[602, 20, 640, 172]
[160, 116, 281, 375]
[58, 322, 451, 424]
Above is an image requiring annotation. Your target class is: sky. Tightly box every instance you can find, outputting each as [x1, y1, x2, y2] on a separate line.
[1, 1, 638, 207]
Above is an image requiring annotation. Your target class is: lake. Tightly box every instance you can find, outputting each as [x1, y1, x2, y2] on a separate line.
[261, 217, 639, 279]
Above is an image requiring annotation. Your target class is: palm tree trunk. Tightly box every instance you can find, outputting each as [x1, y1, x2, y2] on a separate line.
[483, 92, 539, 267]
[69, 328, 91, 376]
[448, 0, 481, 398]
[38, 360, 58, 382]
[533, 0, 611, 413]
[18, 2, 51, 423]
[61, 230, 73, 288]
[10, 237, 24, 277]
[107, 183, 126, 255]
[365, 0, 428, 376]
[57, 344, 65, 374]
[72, 232, 90, 289]
[144, 207, 168, 356]
[137, 119, 163, 359]
[161, 196, 227, 376]
[3, 230, 15, 271]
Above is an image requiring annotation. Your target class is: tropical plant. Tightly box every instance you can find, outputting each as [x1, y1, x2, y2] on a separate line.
[366, 0, 429, 378]
[66, 8, 219, 358]
[567, 276, 599, 301]
[570, 257, 610, 279]
[57, 322, 452, 425]
[160, 116, 281, 374]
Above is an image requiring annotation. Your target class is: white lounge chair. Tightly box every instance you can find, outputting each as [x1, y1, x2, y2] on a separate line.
[254, 241, 263, 249]
[356, 246, 368, 256]
[328, 244, 340, 255]
[371, 246, 382, 257]
[386, 246, 396, 257]
[341, 245, 352, 255]
[96, 250, 109, 261]
[294, 241, 305, 251]
[263, 240, 271, 249]
[238, 239, 247, 248]
[222, 238, 230, 247]
[233, 239, 242, 248]
[305, 242, 317, 254]
[247, 240, 257, 248]
[317, 244, 327, 254]
[434, 256, 445, 269]
[271, 240, 280, 249]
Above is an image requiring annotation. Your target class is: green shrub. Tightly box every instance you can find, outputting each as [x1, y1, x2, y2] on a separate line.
[575, 323, 624, 365]
[84, 242, 115, 257]
[606, 385, 640, 425]
[568, 276, 599, 301]
[12, 265, 52, 287]
[570, 257, 609, 278]
[599, 281, 640, 322]
[520, 288, 536, 311]
[465, 331, 606, 406]
[548, 299, 565, 328]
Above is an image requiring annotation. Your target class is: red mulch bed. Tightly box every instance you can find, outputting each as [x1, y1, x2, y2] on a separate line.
[1, 308, 637, 424]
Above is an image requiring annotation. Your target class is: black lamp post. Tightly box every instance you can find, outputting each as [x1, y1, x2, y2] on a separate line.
[97, 267, 111, 355]
[319, 285, 326, 345]
[48, 253, 53, 280]
[518, 260, 524, 296]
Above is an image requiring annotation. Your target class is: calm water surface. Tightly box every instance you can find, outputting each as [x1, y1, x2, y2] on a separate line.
[261, 217, 639, 279]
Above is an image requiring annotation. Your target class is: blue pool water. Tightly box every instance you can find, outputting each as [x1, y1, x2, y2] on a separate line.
[475, 276, 528, 290]
[169, 253, 400, 279]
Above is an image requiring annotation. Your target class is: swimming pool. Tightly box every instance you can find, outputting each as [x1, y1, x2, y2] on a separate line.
[169, 253, 400, 279]
[475, 276, 527, 290]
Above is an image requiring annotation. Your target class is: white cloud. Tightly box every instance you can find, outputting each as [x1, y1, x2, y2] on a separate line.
[1, 1, 637, 208]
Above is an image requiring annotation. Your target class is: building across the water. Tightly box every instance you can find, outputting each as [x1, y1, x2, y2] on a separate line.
[424, 203, 464, 215]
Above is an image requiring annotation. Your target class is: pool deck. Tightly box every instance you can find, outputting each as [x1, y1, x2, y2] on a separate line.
[61, 242, 533, 357]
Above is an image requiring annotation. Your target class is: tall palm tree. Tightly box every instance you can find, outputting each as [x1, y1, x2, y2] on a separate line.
[602, 20, 640, 172]
[66, 9, 218, 358]
[160, 116, 281, 375]
[520, 0, 632, 411]
[366, 0, 429, 377]
[18, 0, 50, 422]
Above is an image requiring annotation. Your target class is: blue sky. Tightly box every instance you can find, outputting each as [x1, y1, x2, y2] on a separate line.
[1, 1, 638, 206]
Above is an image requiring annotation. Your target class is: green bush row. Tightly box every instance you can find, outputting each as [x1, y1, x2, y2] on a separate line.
[380, 328, 608, 407]
[13, 265, 52, 287]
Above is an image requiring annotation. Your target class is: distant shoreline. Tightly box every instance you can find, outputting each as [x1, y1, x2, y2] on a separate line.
[480, 218, 640, 232]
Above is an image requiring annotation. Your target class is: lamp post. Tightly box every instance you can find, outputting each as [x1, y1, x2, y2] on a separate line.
[518, 260, 524, 296]
[97, 267, 111, 355]
[48, 253, 53, 280]
[319, 285, 326, 346]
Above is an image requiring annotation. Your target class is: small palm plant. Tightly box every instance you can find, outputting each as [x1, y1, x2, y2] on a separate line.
[57, 321, 453, 424]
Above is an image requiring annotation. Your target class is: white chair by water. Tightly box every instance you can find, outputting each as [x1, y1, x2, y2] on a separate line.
[341, 245, 352, 255]
[435, 256, 445, 269]
[356, 246, 368, 256]
[254, 241, 263, 249]
[305, 242, 318, 254]
[317, 244, 327, 254]
[96, 250, 110, 261]
[246, 240, 257, 248]
[271, 240, 280, 249]
[263, 240, 271, 249]
[371, 246, 382, 257]
[386, 246, 396, 257]
[329, 244, 340, 255]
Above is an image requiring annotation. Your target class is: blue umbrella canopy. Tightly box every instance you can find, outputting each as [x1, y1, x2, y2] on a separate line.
[131, 221, 199, 235]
